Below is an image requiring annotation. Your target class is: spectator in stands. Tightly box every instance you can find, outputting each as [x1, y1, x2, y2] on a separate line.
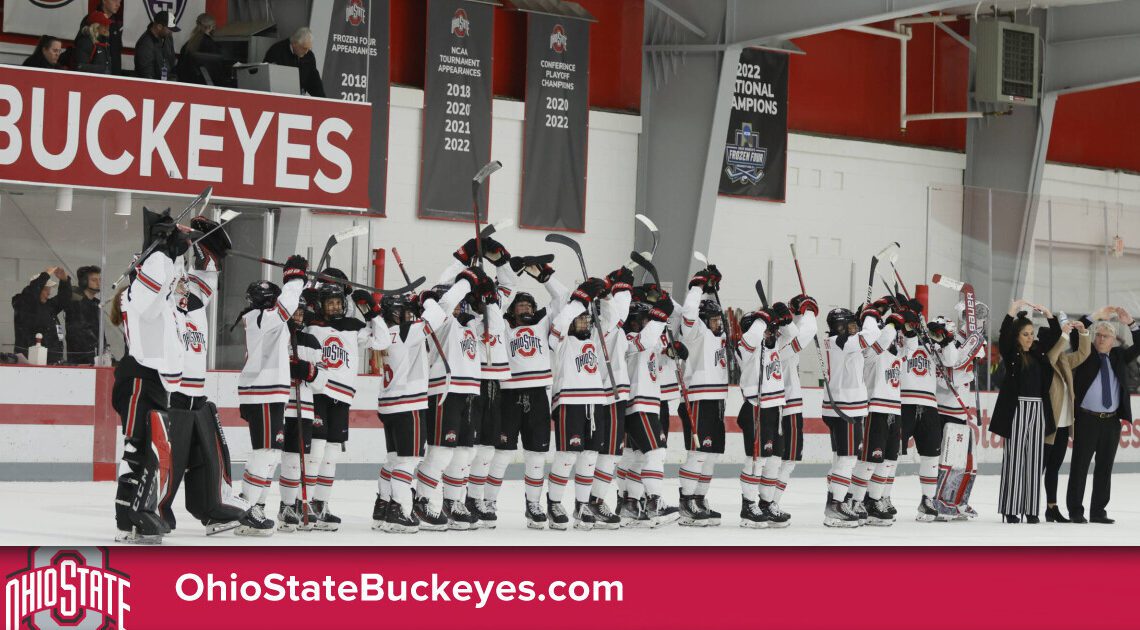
[64, 265, 102, 365]
[135, 10, 179, 80]
[264, 27, 326, 98]
[177, 12, 220, 84]
[11, 267, 71, 364]
[73, 0, 122, 74]
[22, 36, 63, 69]
[73, 11, 112, 74]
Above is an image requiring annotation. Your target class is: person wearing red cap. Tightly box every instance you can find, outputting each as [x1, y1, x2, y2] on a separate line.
[135, 10, 179, 80]
[73, 11, 112, 74]
[72, 0, 122, 74]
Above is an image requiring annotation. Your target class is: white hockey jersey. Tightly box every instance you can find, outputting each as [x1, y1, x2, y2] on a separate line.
[178, 263, 216, 397]
[378, 282, 466, 414]
[738, 319, 796, 409]
[550, 299, 614, 408]
[779, 313, 818, 417]
[427, 309, 483, 397]
[899, 334, 938, 408]
[680, 287, 728, 401]
[496, 266, 570, 390]
[863, 326, 902, 415]
[237, 277, 303, 405]
[286, 328, 328, 420]
[600, 290, 632, 402]
[306, 316, 388, 404]
[121, 251, 184, 392]
[480, 303, 511, 381]
[821, 316, 883, 418]
[935, 341, 985, 420]
[657, 300, 684, 403]
[624, 319, 666, 415]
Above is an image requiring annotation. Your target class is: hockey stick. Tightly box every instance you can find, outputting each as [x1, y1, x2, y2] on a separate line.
[634, 214, 660, 284]
[189, 209, 241, 246]
[289, 328, 310, 529]
[471, 160, 503, 265]
[631, 251, 697, 450]
[109, 186, 214, 293]
[788, 242, 854, 424]
[228, 250, 425, 296]
[392, 247, 451, 405]
[545, 233, 620, 401]
[312, 224, 370, 286]
[865, 242, 900, 308]
[693, 251, 736, 377]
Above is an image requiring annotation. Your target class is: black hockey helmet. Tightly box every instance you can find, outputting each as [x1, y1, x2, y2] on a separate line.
[245, 280, 281, 310]
[381, 293, 414, 326]
[317, 283, 346, 319]
[320, 267, 353, 296]
[624, 301, 652, 333]
[698, 299, 723, 334]
[508, 291, 539, 325]
[826, 307, 856, 336]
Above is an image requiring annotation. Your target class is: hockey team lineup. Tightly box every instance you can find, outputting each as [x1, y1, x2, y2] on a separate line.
[101, 170, 1107, 544]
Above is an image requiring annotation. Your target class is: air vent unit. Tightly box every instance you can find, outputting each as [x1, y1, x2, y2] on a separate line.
[975, 19, 1039, 106]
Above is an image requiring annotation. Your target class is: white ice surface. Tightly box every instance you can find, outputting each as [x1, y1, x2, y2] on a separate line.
[2, 474, 1136, 546]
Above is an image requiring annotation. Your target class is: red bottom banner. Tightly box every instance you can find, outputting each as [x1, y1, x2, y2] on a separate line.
[2, 547, 1134, 630]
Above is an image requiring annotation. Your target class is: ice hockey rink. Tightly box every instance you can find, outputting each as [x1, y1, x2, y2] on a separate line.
[4, 473, 1135, 547]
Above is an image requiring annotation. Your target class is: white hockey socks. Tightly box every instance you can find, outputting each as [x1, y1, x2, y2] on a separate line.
[758, 456, 782, 502]
[697, 454, 718, 496]
[574, 450, 598, 503]
[241, 448, 278, 504]
[615, 449, 638, 496]
[314, 442, 341, 502]
[442, 446, 473, 502]
[590, 454, 618, 500]
[547, 451, 576, 502]
[869, 459, 897, 500]
[739, 459, 761, 503]
[522, 450, 546, 503]
[919, 456, 938, 498]
[679, 452, 706, 495]
[851, 460, 874, 501]
[279, 452, 302, 506]
[773, 460, 796, 504]
[467, 445, 494, 501]
[640, 449, 665, 499]
[416, 446, 451, 504]
[378, 457, 394, 502]
[484, 449, 513, 503]
[305, 438, 325, 500]
[390, 457, 418, 510]
[828, 455, 856, 501]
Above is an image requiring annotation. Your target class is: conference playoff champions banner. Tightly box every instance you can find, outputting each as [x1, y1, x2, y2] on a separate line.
[519, 13, 591, 232]
[2, 0, 88, 40]
[310, 0, 390, 215]
[718, 47, 788, 202]
[420, 0, 498, 221]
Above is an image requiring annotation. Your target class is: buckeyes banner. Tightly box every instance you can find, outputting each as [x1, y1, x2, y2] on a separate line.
[420, 0, 497, 221]
[718, 47, 788, 202]
[519, 13, 591, 232]
[0, 66, 372, 210]
[312, 0, 390, 214]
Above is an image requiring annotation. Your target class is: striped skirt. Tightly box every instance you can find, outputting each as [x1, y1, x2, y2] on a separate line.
[998, 396, 1046, 517]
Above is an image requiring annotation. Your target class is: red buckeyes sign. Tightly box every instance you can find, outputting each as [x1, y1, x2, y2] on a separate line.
[0, 66, 373, 210]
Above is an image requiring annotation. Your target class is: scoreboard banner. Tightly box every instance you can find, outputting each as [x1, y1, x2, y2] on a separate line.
[419, 0, 498, 221]
[311, 0, 390, 214]
[718, 47, 788, 202]
[519, 13, 591, 232]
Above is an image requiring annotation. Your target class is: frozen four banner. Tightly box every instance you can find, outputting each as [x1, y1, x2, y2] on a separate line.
[718, 47, 788, 202]
[420, 0, 498, 221]
[310, 0, 390, 214]
[519, 13, 591, 232]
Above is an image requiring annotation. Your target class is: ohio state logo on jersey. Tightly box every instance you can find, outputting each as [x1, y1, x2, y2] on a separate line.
[648, 353, 658, 382]
[383, 363, 394, 387]
[575, 344, 598, 374]
[482, 331, 499, 347]
[764, 356, 782, 381]
[908, 350, 930, 376]
[714, 341, 727, 368]
[887, 360, 902, 387]
[182, 322, 204, 353]
[511, 327, 543, 357]
[323, 336, 349, 369]
[549, 24, 568, 52]
[451, 8, 470, 37]
[461, 330, 478, 360]
[346, 0, 366, 25]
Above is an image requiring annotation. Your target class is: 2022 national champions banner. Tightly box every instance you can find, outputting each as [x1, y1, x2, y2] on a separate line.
[719, 46, 788, 202]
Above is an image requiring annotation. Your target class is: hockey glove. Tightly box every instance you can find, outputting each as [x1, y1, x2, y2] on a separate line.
[704, 265, 723, 292]
[455, 266, 489, 292]
[483, 238, 511, 267]
[873, 295, 893, 315]
[688, 272, 710, 290]
[771, 302, 793, 326]
[453, 238, 479, 265]
[886, 312, 906, 329]
[906, 298, 924, 314]
[791, 294, 820, 316]
[289, 358, 318, 383]
[351, 289, 382, 320]
[860, 306, 882, 324]
[606, 267, 635, 294]
[282, 255, 308, 283]
[667, 340, 689, 361]
[571, 278, 607, 306]
[653, 296, 675, 319]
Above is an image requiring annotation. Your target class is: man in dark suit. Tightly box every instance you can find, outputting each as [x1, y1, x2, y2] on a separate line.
[263, 27, 326, 98]
[1070, 307, 1140, 524]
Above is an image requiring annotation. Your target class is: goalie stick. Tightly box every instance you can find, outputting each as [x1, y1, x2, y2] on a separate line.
[789, 242, 854, 423]
[109, 186, 214, 293]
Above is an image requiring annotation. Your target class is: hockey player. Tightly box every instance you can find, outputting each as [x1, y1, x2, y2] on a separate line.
[677, 266, 729, 526]
[368, 274, 472, 533]
[303, 282, 388, 531]
[769, 293, 820, 524]
[492, 254, 569, 528]
[735, 302, 795, 528]
[547, 276, 613, 530]
[109, 213, 191, 543]
[898, 298, 941, 521]
[821, 305, 888, 527]
[930, 316, 984, 520]
[855, 297, 912, 526]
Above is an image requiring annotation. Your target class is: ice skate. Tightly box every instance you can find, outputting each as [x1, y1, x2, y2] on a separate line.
[587, 497, 621, 530]
[386, 500, 420, 534]
[372, 494, 390, 531]
[823, 498, 860, 528]
[414, 496, 449, 531]
[916, 496, 938, 522]
[646, 495, 679, 528]
[739, 497, 770, 529]
[232, 503, 275, 537]
[678, 491, 709, 527]
[525, 500, 549, 530]
[573, 500, 596, 530]
[864, 497, 895, 526]
[546, 497, 570, 531]
[311, 499, 341, 532]
[442, 498, 476, 530]
[759, 500, 791, 528]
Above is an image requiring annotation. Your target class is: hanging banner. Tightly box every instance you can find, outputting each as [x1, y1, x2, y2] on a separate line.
[519, 13, 590, 232]
[122, 0, 205, 51]
[718, 47, 788, 202]
[310, 0, 390, 214]
[2, 0, 88, 40]
[419, 0, 497, 221]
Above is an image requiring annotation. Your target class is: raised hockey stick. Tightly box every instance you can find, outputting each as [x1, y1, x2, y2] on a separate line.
[228, 250, 425, 296]
[392, 247, 451, 405]
[693, 251, 736, 377]
[109, 186, 214, 293]
[471, 160, 503, 265]
[789, 242, 854, 424]
[312, 224, 370, 287]
[289, 328, 310, 529]
[634, 214, 660, 284]
[189, 209, 241, 246]
[865, 242, 900, 308]
[631, 251, 697, 450]
[545, 233, 620, 400]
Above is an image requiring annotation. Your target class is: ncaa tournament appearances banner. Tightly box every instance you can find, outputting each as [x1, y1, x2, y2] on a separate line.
[311, 0, 391, 215]
[420, 0, 499, 221]
[718, 47, 788, 202]
[519, 12, 591, 232]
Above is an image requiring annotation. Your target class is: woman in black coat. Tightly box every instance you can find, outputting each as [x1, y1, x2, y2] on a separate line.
[990, 298, 1057, 523]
